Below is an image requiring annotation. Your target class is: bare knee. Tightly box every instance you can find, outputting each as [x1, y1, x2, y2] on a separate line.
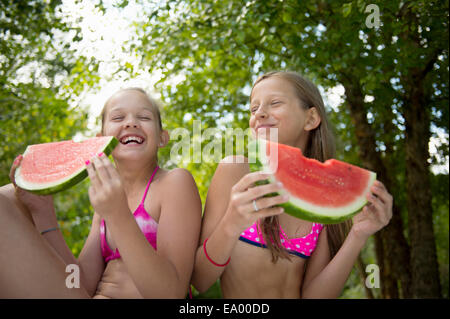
[0, 183, 15, 198]
[0, 191, 20, 218]
[0, 184, 34, 224]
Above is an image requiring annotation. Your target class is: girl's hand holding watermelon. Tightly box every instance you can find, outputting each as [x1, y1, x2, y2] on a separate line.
[223, 171, 289, 235]
[85, 153, 129, 221]
[351, 180, 393, 241]
[9, 154, 56, 227]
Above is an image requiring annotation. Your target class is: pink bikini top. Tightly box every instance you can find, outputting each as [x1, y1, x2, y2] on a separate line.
[239, 220, 324, 259]
[100, 166, 159, 263]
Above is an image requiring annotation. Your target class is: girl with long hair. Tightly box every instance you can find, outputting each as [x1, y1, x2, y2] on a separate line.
[191, 71, 393, 298]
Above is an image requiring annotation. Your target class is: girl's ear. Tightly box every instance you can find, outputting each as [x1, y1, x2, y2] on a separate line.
[304, 107, 321, 131]
[159, 130, 170, 147]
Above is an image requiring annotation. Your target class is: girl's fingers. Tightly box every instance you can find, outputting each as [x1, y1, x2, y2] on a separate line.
[374, 180, 387, 192]
[99, 153, 120, 180]
[363, 202, 377, 219]
[13, 154, 22, 167]
[234, 171, 272, 192]
[367, 193, 382, 209]
[370, 184, 393, 206]
[9, 155, 23, 186]
[359, 206, 371, 220]
[246, 181, 285, 201]
[86, 160, 101, 188]
[367, 194, 389, 224]
[91, 154, 111, 182]
[248, 194, 289, 213]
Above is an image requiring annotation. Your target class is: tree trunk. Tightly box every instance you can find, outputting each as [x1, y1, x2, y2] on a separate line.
[341, 75, 412, 298]
[403, 71, 442, 298]
[356, 255, 375, 299]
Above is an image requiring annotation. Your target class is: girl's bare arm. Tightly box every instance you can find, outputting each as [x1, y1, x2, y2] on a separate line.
[95, 165, 202, 298]
[301, 227, 367, 298]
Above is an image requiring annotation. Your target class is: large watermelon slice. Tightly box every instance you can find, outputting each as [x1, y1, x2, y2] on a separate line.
[15, 136, 118, 195]
[249, 139, 376, 224]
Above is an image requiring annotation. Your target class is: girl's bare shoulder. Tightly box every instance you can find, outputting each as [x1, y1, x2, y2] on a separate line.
[156, 167, 198, 191]
[213, 155, 250, 185]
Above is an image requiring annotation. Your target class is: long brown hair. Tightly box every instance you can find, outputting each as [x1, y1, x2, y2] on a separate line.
[250, 71, 352, 262]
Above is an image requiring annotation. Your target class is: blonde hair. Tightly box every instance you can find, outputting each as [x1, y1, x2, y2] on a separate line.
[100, 87, 162, 134]
[250, 71, 352, 262]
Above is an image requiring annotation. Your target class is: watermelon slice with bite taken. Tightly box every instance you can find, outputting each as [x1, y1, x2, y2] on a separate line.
[249, 139, 376, 224]
[15, 136, 118, 195]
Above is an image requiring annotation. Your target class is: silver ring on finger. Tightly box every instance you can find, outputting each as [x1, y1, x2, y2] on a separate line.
[253, 199, 259, 212]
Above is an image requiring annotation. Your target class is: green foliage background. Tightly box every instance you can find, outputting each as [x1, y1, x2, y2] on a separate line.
[0, 0, 99, 258]
[1, 0, 448, 298]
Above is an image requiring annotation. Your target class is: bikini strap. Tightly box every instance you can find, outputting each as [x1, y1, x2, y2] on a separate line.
[141, 165, 159, 204]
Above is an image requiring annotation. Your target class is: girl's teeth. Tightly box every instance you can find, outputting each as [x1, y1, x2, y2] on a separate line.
[122, 136, 143, 144]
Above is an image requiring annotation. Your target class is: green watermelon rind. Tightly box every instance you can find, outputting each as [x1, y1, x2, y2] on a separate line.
[270, 175, 376, 224]
[248, 139, 377, 224]
[15, 136, 119, 195]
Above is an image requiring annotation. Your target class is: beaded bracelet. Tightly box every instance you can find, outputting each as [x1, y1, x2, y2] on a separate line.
[203, 237, 231, 267]
[40, 227, 59, 235]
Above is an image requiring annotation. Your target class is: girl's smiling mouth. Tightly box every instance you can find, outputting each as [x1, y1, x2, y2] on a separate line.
[255, 124, 276, 131]
[119, 134, 145, 145]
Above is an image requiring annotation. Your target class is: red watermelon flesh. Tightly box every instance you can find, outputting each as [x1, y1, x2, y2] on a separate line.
[15, 136, 118, 195]
[275, 144, 371, 207]
[251, 139, 377, 224]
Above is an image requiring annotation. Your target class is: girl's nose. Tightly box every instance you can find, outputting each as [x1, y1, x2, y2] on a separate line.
[255, 105, 268, 118]
[124, 117, 139, 128]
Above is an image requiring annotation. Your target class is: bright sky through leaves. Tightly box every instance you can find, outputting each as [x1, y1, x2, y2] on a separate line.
[62, 0, 448, 174]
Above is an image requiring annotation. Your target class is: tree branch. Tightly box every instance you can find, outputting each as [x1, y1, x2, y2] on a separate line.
[418, 48, 443, 82]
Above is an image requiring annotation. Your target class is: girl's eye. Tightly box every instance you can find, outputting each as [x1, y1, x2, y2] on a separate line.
[139, 116, 151, 120]
[112, 116, 124, 121]
[271, 100, 281, 105]
[251, 106, 259, 113]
